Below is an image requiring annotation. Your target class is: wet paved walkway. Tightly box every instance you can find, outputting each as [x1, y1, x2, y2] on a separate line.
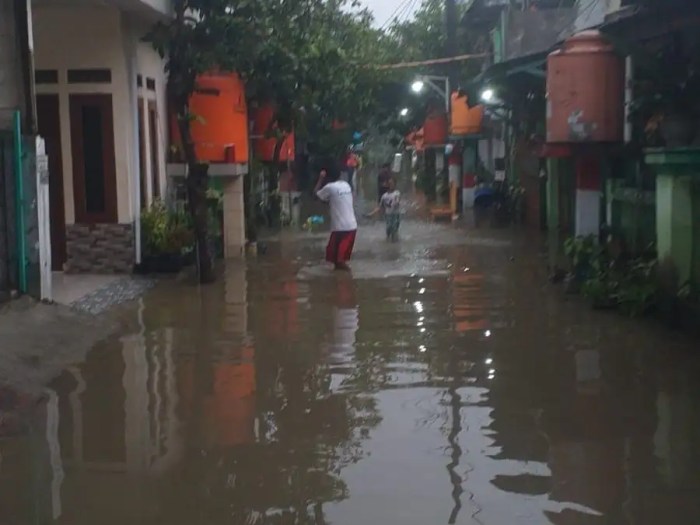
[2, 220, 700, 524]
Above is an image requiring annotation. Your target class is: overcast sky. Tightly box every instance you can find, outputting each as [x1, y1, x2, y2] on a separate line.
[359, 0, 420, 28]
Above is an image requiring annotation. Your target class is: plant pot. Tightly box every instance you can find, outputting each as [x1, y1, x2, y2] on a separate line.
[661, 113, 696, 147]
[142, 253, 184, 274]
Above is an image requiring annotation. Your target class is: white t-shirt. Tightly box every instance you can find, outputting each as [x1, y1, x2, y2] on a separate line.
[380, 190, 401, 214]
[316, 180, 357, 232]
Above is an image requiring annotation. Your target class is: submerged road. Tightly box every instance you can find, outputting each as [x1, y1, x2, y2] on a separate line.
[2, 219, 699, 524]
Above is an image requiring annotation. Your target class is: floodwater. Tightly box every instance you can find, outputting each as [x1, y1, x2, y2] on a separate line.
[2, 220, 700, 525]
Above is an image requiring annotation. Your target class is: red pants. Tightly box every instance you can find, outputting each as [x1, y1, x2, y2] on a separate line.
[326, 230, 356, 264]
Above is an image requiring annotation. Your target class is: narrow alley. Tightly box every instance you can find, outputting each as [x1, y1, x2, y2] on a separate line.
[2, 219, 699, 525]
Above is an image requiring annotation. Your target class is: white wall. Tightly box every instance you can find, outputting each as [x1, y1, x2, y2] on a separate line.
[32, 5, 167, 226]
[33, 5, 131, 223]
[136, 37, 168, 207]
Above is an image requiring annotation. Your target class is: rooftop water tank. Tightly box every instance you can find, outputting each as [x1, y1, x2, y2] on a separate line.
[546, 30, 624, 144]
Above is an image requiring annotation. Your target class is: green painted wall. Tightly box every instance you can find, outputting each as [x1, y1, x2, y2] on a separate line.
[645, 148, 700, 288]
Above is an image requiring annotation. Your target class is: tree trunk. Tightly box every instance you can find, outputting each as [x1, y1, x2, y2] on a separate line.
[175, 106, 214, 284]
[187, 163, 215, 283]
[244, 164, 257, 243]
[273, 135, 285, 165]
[264, 136, 286, 229]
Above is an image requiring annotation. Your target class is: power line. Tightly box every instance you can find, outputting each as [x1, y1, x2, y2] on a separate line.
[380, 0, 414, 31]
[394, 0, 420, 26]
[372, 52, 491, 70]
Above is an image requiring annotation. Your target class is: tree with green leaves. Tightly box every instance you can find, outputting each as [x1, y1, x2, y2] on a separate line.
[147, 0, 403, 281]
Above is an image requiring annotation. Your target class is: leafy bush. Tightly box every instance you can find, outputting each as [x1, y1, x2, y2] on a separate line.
[572, 237, 660, 317]
[141, 200, 194, 257]
[564, 235, 600, 281]
[615, 258, 659, 317]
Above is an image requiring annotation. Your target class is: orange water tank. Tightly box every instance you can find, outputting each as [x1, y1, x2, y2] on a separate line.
[252, 104, 295, 162]
[547, 30, 624, 143]
[450, 92, 484, 136]
[170, 73, 249, 163]
[423, 110, 448, 146]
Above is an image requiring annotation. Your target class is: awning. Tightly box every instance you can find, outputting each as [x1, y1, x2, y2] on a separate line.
[462, 51, 548, 108]
[481, 52, 547, 81]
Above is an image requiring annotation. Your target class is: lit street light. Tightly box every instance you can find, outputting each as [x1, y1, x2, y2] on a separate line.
[480, 88, 495, 103]
[410, 75, 450, 114]
[400, 107, 409, 117]
[411, 80, 425, 94]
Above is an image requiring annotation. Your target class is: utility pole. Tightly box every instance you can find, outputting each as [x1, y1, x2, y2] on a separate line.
[445, 0, 459, 88]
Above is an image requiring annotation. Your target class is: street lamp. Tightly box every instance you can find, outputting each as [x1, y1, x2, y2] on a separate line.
[480, 88, 495, 103]
[410, 75, 451, 114]
[400, 107, 409, 117]
[411, 80, 425, 94]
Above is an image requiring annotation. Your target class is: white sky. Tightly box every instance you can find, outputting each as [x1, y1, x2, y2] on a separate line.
[359, 0, 420, 28]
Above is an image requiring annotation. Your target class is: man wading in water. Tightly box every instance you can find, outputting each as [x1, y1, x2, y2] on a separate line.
[315, 167, 358, 271]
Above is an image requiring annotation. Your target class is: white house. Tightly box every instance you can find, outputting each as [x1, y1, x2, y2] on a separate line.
[32, 0, 171, 273]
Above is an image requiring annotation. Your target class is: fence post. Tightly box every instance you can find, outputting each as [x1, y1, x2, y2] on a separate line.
[13, 110, 27, 294]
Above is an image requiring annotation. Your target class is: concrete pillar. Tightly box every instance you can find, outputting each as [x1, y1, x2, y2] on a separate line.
[574, 156, 601, 237]
[657, 174, 693, 283]
[605, 177, 615, 228]
[546, 158, 560, 234]
[448, 148, 461, 218]
[435, 150, 446, 205]
[546, 158, 561, 271]
[223, 176, 245, 258]
[646, 148, 700, 286]
[461, 141, 477, 211]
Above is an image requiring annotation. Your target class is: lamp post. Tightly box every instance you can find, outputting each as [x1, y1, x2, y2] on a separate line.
[411, 74, 451, 115]
[411, 74, 453, 215]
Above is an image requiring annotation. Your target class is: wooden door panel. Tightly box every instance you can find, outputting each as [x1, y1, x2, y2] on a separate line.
[69, 94, 117, 224]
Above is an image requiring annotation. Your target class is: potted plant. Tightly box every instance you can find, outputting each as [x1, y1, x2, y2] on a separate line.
[140, 200, 195, 273]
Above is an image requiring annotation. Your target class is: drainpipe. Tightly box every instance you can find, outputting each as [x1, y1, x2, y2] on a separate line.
[123, 15, 141, 264]
[13, 110, 27, 293]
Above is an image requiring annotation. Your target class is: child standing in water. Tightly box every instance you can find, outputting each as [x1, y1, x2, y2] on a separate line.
[369, 177, 401, 242]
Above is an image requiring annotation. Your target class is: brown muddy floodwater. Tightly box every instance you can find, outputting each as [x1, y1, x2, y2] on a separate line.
[2, 220, 700, 525]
